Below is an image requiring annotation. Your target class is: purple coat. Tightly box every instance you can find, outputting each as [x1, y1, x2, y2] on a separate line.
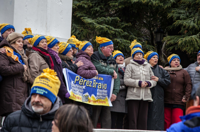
[75, 50, 97, 79]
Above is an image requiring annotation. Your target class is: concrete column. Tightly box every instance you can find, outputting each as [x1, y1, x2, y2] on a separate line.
[0, 0, 73, 41]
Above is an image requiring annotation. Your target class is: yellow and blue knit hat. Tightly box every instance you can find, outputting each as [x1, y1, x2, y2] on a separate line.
[96, 36, 113, 47]
[144, 51, 159, 62]
[129, 40, 142, 50]
[29, 34, 46, 47]
[113, 50, 124, 59]
[31, 68, 60, 103]
[67, 35, 79, 49]
[167, 54, 181, 65]
[45, 36, 59, 48]
[58, 42, 72, 55]
[78, 41, 93, 51]
[131, 48, 144, 58]
[21, 28, 33, 40]
[0, 23, 15, 35]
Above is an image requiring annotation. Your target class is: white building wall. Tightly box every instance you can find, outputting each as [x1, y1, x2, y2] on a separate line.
[0, 0, 73, 41]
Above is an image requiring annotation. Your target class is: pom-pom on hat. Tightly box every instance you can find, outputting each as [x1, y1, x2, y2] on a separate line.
[58, 42, 72, 55]
[129, 40, 142, 50]
[45, 36, 59, 48]
[144, 51, 159, 62]
[167, 54, 181, 65]
[67, 35, 79, 49]
[113, 50, 124, 59]
[21, 28, 33, 40]
[6, 32, 24, 44]
[0, 23, 15, 35]
[96, 36, 113, 48]
[78, 41, 92, 51]
[30, 68, 61, 104]
[131, 48, 144, 58]
[29, 35, 46, 47]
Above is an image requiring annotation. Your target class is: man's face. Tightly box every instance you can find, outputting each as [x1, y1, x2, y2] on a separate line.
[197, 53, 200, 64]
[101, 45, 114, 57]
[31, 94, 52, 115]
[2, 28, 14, 38]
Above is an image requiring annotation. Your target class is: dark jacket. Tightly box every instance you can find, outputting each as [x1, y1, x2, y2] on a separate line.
[147, 64, 171, 130]
[48, 48, 67, 104]
[75, 50, 97, 79]
[59, 54, 78, 73]
[0, 39, 27, 116]
[91, 47, 120, 96]
[167, 106, 200, 132]
[110, 63, 127, 113]
[0, 37, 4, 82]
[164, 66, 192, 106]
[1, 96, 62, 132]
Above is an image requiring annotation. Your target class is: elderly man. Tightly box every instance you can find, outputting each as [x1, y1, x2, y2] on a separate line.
[1, 68, 61, 132]
[185, 51, 200, 108]
[0, 23, 15, 42]
[167, 86, 200, 131]
[91, 36, 120, 128]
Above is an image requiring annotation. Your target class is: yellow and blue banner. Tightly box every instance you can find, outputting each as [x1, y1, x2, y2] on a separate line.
[63, 68, 114, 106]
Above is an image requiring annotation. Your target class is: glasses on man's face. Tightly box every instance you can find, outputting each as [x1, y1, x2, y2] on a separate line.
[105, 46, 114, 50]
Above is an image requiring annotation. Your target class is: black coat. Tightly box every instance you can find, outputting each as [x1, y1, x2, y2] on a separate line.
[59, 54, 78, 73]
[147, 64, 171, 130]
[1, 96, 62, 132]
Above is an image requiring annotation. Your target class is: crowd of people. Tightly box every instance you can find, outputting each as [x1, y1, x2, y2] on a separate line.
[0, 23, 200, 132]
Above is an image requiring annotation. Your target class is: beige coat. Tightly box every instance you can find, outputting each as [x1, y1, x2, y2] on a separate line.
[28, 51, 49, 82]
[124, 59, 157, 102]
[124, 56, 132, 66]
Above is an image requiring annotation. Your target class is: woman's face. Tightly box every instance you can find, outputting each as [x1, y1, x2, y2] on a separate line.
[116, 55, 124, 64]
[37, 39, 48, 50]
[12, 37, 23, 51]
[51, 43, 59, 53]
[52, 119, 60, 132]
[149, 55, 158, 67]
[170, 58, 180, 67]
[66, 48, 73, 58]
[134, 53, 143, 61]
[84, 45, 93, 57]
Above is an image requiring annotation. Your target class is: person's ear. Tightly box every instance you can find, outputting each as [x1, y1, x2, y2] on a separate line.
[194, 96, 200, 106]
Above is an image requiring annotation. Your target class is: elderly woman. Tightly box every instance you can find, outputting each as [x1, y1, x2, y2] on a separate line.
[52, 104, 93, 132]
[144, 51, 171, 130]
[28, 35, 54, 82]
[58, 42, 83, 73]
[124, 48, 157, 130]
[164, 54, 192, 130]
[0, 32, 31, 116]
[110, 50, 127, 129]
[46, 36, 68, 104]
[75, 41, 97, 78]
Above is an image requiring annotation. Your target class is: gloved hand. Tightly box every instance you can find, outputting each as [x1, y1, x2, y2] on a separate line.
[65, 92, 70, 98]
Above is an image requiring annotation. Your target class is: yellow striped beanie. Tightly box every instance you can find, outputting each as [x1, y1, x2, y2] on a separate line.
[129, 40, 142, 50]
[131, 48, 144, 58]
[58, 42, 72, 55]
[113, 50, 124, 59]
[0, 23, 15, 34]
[167, 54, 181, 65]
[144, 51, 159, 62]
[45, 36, 59, 48]
[21, 28, 33, 40]
[96, 36, 113, 47]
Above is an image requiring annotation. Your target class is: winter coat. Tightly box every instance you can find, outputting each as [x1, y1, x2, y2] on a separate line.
[28, 51, 49, 81]
[1, 96, 62, 132]
[124, 59, 157, 101]
[59, 54, 78, 73]
[75, 50, 97, 79]
[185, 62, 200, 99]
[91, 47, 120, 96]
[147, 64, 171, 130]
[124, 56, 131, 67]
[110, 63, 127, 113]
[0, 39, 28, 116]
[164, 66, 192, 106]
[167, 106, 200, 132]
[48, 48, 67, 104]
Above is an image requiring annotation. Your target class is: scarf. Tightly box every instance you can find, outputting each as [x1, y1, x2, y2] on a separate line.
[4, 46, 24, 64]
[48, 48, 62, 65]
[118, 62, 125, 76]
[32, 47, 54, 69]
[133, 59, 145, 65]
